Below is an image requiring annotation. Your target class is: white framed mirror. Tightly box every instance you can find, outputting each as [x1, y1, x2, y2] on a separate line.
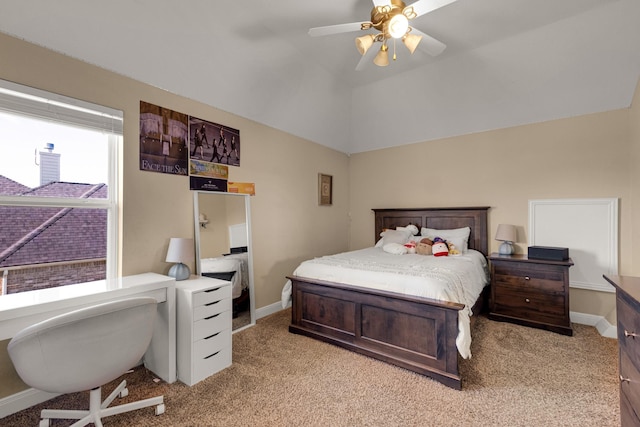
[193, 191, 255, 332]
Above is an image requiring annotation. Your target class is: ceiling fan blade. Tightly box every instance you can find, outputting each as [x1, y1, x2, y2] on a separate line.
[411, 28, 446, 56]
[309, 22, 365, 37]
[407, 0, 457, 18]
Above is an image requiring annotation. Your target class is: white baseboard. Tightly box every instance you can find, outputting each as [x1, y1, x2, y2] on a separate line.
[256, 301, 286, 320]
[570, 311, 617, 339]
[0, 388, 60, 419]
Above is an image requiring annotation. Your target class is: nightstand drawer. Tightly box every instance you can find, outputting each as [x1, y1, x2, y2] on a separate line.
[492, 285, 566, 325]
[493, 264, 565, 294]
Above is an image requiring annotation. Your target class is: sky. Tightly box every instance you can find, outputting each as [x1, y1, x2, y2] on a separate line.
[0, 111, 108, 188]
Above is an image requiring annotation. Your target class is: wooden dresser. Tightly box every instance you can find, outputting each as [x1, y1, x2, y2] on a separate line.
[604, 274, 640, 425]
[489, 253, 573, 336]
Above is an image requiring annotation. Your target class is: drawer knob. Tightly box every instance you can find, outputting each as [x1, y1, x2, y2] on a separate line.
[625, 330, 639, 338]
[524, 276, 530, 281]
[525, 298, 530, 303]
[620, 375, 631, 384]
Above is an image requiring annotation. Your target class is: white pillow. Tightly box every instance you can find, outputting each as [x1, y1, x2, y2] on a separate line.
[376, 228, 412, 247]
[421, 227, 471, 253]
[383, 243, 408, 255]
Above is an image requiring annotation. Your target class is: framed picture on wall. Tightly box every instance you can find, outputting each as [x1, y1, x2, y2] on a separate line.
[318, 173, 332, 206]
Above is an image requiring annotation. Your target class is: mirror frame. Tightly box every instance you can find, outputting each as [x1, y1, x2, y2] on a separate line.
[193, 191, 256, 332]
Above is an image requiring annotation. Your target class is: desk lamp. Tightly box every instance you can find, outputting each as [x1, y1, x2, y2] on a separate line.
[495, 224, 517, 255]
[165, 238, 194, 281]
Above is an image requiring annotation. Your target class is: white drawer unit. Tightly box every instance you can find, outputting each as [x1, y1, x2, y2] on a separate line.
[176, 276, 232, 386]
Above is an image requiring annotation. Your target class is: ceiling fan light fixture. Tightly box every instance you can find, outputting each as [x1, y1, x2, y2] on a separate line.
[402, 33, 422, 54]
[373, 44, 390, 67]
[388, 13, 408, 39]
[355, 34, 375, 56]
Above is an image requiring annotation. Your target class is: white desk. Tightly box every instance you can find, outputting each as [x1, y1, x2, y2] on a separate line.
[0, 273, 176, 418]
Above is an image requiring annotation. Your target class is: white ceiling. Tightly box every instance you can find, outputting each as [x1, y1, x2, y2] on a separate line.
[1, 0, 639, 154]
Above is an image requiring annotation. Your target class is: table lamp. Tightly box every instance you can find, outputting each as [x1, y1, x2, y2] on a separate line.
[495, 224, 517, 255]
[165, 237, 194, 281]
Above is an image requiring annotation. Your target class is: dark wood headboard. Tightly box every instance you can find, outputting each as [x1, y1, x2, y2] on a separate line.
[372, 207, 490, 256]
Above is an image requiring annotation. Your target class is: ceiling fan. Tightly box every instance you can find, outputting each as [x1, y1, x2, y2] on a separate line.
[309, 0, 457, 70]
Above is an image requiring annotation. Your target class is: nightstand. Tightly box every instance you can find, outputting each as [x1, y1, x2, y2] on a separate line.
[176, 276, 232, 386]
[489, 253, 573, 336]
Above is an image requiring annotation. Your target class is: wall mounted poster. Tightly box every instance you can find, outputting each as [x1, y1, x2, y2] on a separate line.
[188, 116, 240, 167]
[139, 101, 188, 175]
[189, 159, 229, 192]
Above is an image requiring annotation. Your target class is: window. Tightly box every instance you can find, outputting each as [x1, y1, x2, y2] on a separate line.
[0, 79, 121, 295]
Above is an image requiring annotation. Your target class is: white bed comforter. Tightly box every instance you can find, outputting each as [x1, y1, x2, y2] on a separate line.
[281, 247, 489, 359]
[201, 253, 249, 299]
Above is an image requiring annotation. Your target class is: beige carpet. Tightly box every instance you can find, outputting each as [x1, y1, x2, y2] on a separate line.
[2, 309, 619, 426]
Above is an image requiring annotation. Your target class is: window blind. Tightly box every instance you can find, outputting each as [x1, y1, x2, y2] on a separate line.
[0, 79, 123, 135]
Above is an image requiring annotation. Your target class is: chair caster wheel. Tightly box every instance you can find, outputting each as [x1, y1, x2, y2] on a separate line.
[156, 403, 165, 415]
[119, 387, 129, 398]
[39, 419, 50, 427]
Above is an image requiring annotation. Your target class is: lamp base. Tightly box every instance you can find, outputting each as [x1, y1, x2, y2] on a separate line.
[168, 263, 190, 281]
[498, 241, 514, 255]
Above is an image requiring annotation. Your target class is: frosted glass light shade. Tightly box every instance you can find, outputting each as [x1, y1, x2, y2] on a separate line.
[403, 33, 422, 54]
[374, 45, 389, 67]
[356, 34, 375, 55]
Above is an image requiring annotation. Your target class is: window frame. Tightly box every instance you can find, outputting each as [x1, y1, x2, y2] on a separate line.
[0, 79, 121, 289]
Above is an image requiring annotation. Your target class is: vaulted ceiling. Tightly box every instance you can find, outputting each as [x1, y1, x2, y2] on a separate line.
[1, 0, 639, 154]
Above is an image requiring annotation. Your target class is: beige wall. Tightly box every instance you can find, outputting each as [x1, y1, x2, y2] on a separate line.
[0, 33, 350, 397]
[349, 101, 637, 323]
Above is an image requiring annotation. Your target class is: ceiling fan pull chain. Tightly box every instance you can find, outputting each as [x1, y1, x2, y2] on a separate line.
[393, 39, 397, 61]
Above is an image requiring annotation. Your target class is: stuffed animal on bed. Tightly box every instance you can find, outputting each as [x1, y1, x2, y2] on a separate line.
[404, 241, 417, 254]
[396, 224, 419, 236]
[416, 238, 433, 255]
[448, 241, 461, 256]
[432, 237, 449, 257]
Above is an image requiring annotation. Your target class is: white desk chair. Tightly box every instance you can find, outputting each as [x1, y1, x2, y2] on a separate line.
[8, 297, 165, 427]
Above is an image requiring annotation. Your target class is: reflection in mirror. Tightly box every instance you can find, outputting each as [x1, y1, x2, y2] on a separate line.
[194, 191, 255, 332]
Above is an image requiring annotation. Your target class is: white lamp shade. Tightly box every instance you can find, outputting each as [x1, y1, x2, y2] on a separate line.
[495, 224, 517, 243]
[165, 238, 194, 263]
[403, 33, 422, 54]
[374, 45, 390, 67]
[355, 34, 375, 56]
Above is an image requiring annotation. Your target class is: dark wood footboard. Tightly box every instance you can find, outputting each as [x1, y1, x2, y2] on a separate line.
[288, 207, 490, 389]
[288, 275, 466, 389]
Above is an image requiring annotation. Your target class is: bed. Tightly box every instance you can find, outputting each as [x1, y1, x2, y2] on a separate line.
[284, 207, 490, 389]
